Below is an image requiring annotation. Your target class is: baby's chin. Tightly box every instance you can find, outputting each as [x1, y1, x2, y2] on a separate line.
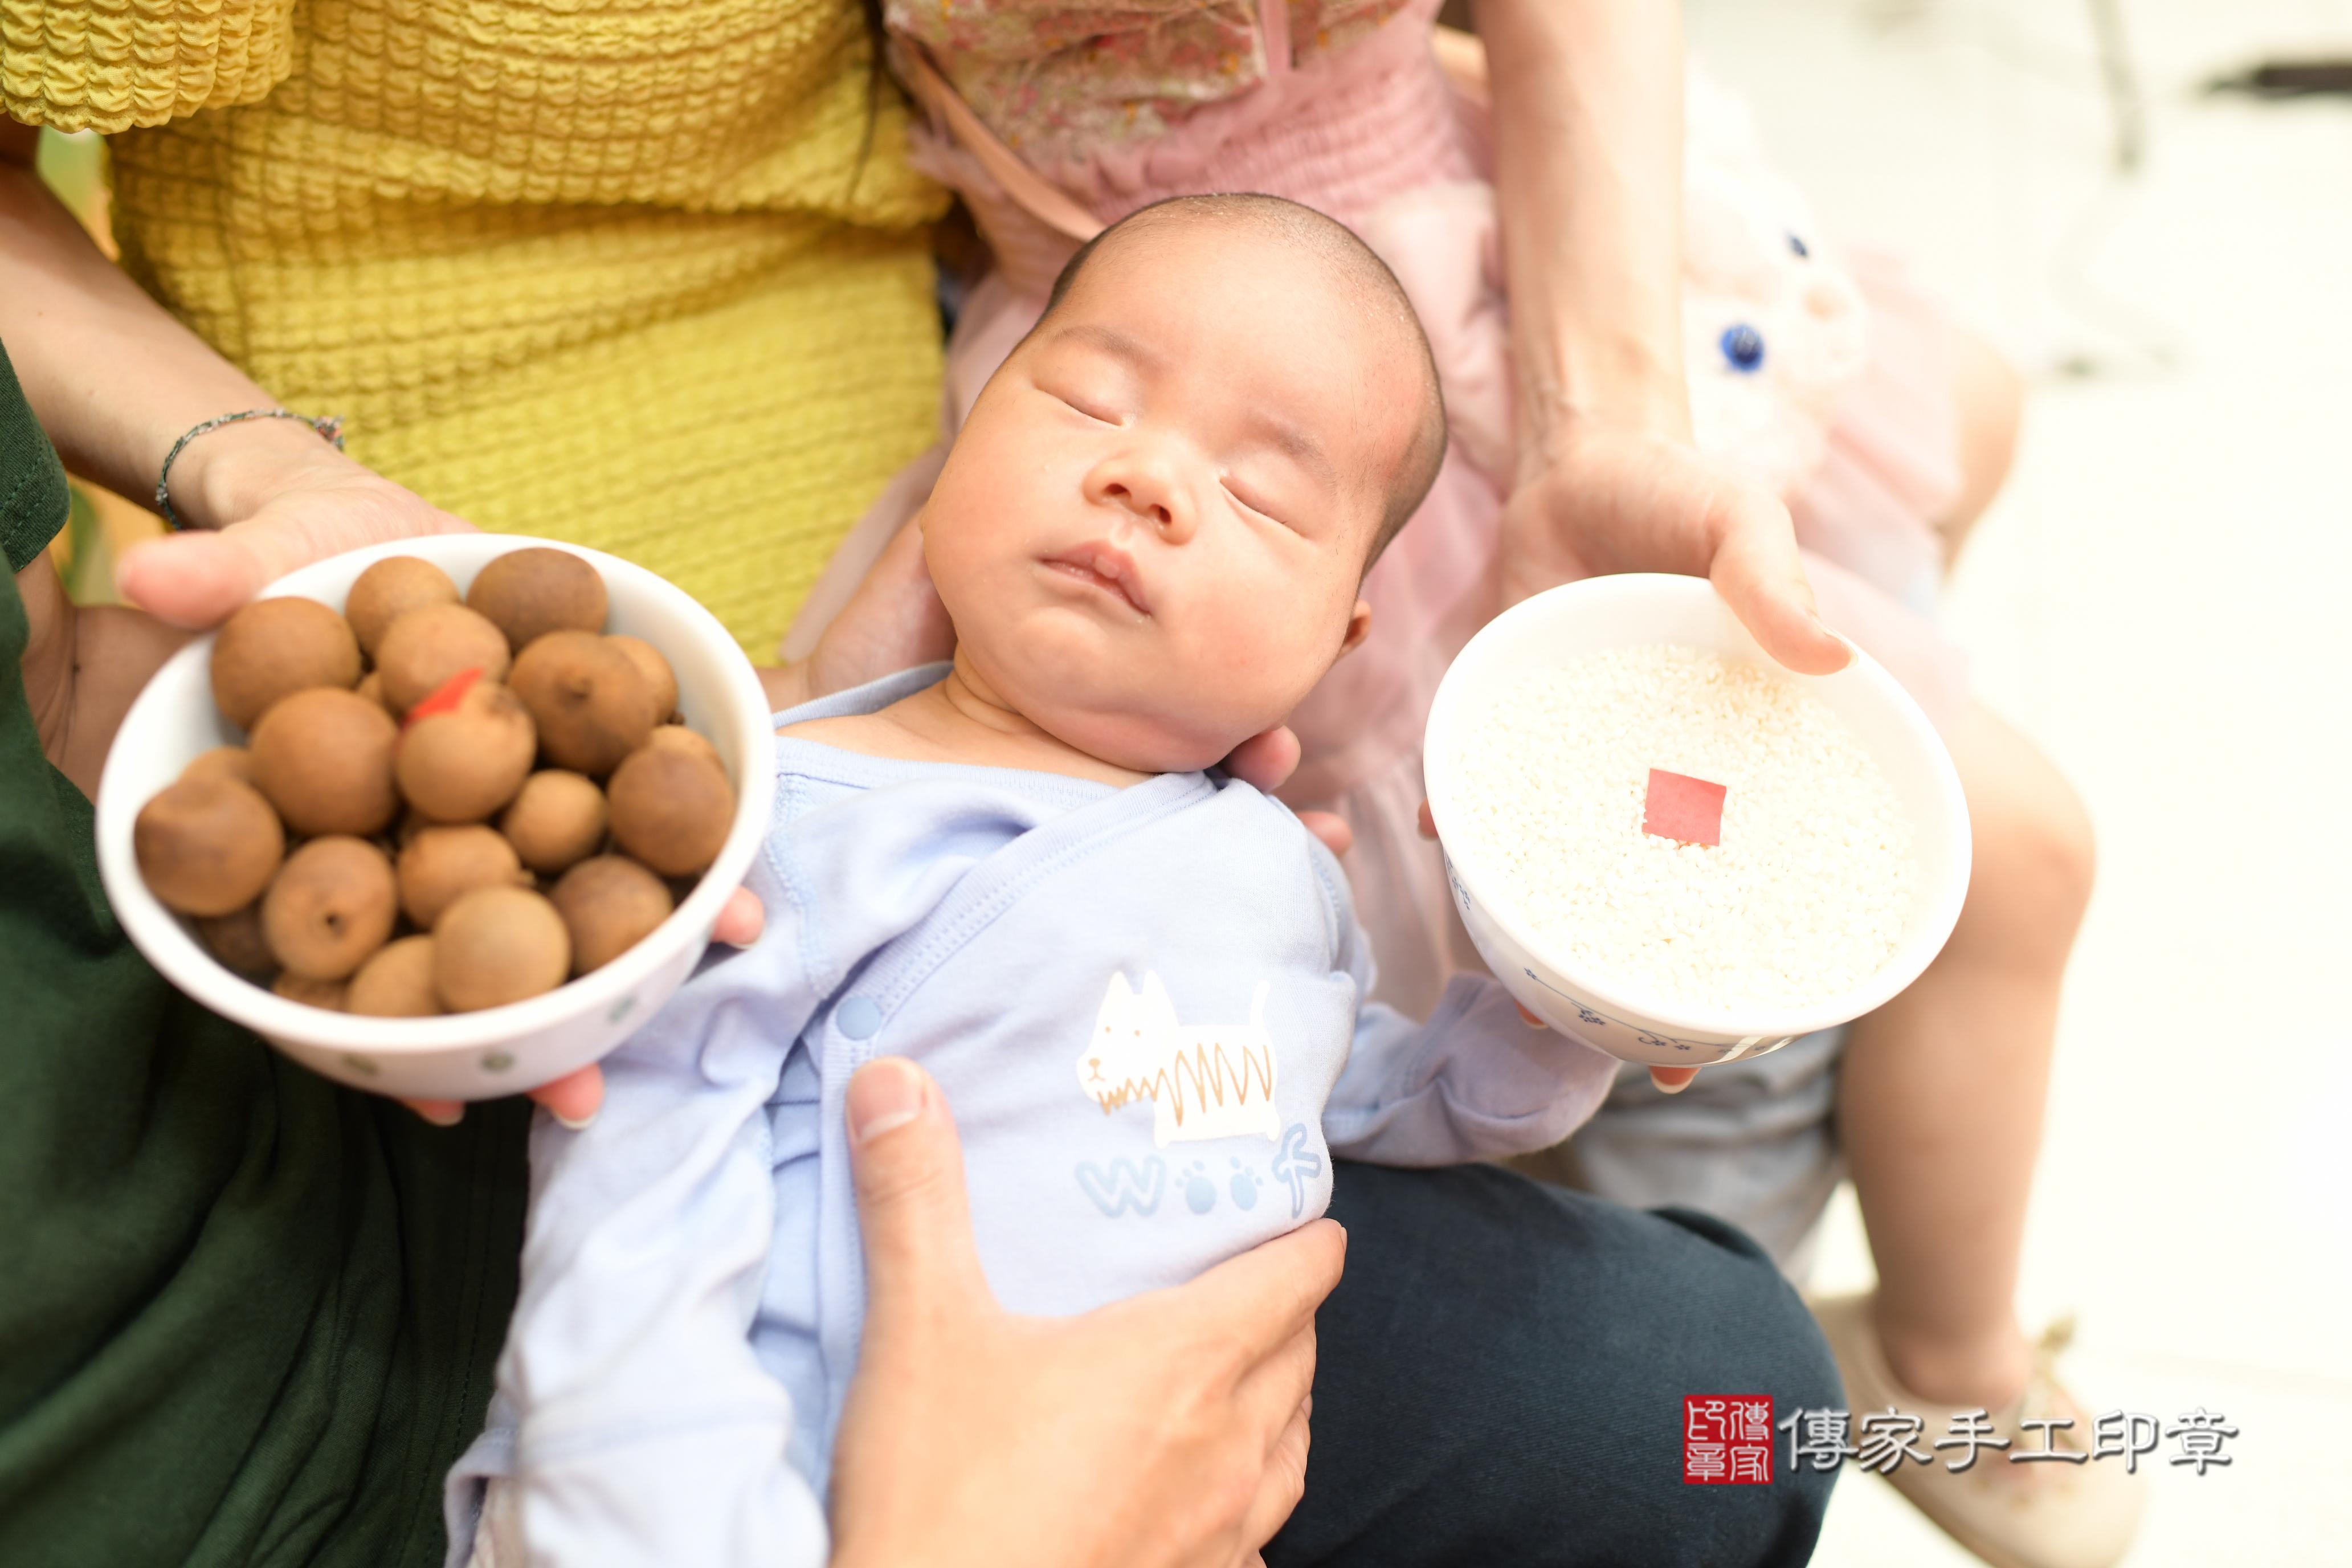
[963, 615, 1282, 775]
[1026, 696, 1252, 776]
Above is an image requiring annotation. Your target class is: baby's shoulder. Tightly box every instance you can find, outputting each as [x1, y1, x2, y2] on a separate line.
[1195, 776, 1353, 939]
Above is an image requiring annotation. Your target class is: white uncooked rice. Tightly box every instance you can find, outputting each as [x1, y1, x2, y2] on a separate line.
[1450, 644, 1917, 1013]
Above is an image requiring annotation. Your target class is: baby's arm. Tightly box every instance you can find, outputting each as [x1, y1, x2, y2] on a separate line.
[485, 924, 830, 1566]
[1312, 846, 1618, 1166]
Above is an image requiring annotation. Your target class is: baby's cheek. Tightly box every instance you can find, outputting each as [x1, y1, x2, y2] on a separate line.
[1202, 607, 1336, 722]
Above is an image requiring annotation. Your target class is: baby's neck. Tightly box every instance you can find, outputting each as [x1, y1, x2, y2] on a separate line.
[778, 652, 1153, 789]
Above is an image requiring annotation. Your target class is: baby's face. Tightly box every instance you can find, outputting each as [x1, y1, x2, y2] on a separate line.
[921, 222, 1424, 773]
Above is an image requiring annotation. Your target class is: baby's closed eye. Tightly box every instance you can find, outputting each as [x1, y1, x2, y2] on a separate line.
[1053, 388, 1124, 424]
[1220, 476, 1291, 529]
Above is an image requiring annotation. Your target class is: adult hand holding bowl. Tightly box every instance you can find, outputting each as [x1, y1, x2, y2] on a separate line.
[1423, 574, 1970, 1068]
[96, 536, 778, 1102]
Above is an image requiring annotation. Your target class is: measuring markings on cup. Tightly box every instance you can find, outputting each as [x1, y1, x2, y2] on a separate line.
[1643, 768, 1727, 847]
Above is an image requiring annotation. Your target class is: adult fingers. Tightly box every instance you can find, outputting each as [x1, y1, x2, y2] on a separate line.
[710, 885, 765, 948]
[117, 530, 285, 629]
[1238, 1400, 1314, 1558]
[1233, 1320, 1320, 1444]
[1296, 810, 1351, 858]
[1704, 488, 1848, 676]
[1167, 1218, 1345, 1374]
[396, 1062, 606, 1128]
[1224, 732, 1346, 852]
[1514, 1003, 1549, 1030]
[528, 1064, 606, 1126]
[1650, 1066, 1700, 1095]
[119, 505, 472, 629]
[847, 1058, 993, 1310]
[1416, 799, 1435, 840]
[1223, 725, 1301, 794]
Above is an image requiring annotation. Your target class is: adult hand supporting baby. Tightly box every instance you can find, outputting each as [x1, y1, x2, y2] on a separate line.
[831, 1057, 1341, 1568]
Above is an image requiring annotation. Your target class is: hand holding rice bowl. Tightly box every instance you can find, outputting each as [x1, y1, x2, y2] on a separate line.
[1422, 575, 1969, 1067]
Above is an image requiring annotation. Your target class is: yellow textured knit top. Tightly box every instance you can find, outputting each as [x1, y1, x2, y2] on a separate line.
[2, 0, 949, 658]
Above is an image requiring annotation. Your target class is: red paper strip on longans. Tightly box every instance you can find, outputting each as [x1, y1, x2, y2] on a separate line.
[1644, 769, 1726, 847]
[403, 666, 484, 728]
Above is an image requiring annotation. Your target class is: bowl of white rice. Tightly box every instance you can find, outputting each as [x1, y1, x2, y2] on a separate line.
[1423, 574, 1970, 1067]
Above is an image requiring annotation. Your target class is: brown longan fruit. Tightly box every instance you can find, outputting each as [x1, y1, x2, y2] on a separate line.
[250, 687, 401, 837]
[433, 885, 570, 1012]
[509, 631, 659, 777]
[550, 855, 674, 974]
[375, 603, 513, 714]
[398, 824, 527, 928]
[396, 680, 537, 823]
[346, 556, 459, 658]
[606, 743, 733, 877]
[195, 901, 276, 979]
[210, 597, 362, 730]
[181, 745, 256, 789]
[273, 971, 348, 1011]
[606, 635, 678, 720]
[263, 836, 397, 980]
[356, 670, 397, 716]
[136, 775, 285, 916]
[347, 935, 443, 1017]
[500, 770, 607, 875]
[642, 724, 722, 774]
[466, 548, 608, 652]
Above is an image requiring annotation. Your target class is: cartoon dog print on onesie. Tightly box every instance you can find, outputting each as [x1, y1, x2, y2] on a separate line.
[1077, 971, 1284, 1147]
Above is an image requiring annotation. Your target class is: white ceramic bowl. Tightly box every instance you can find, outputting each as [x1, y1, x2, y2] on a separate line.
[95, 536, 778, 1100]
[1423, 574, 1970, 1068]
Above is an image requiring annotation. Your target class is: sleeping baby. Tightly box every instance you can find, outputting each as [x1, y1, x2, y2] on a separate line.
[446, 194, 1618, 1567]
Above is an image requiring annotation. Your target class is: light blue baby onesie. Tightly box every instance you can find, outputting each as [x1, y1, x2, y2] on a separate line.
[445, 667, 1616, 1567]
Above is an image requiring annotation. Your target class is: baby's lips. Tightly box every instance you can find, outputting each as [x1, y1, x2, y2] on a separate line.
[1043, 544, 1150, 615]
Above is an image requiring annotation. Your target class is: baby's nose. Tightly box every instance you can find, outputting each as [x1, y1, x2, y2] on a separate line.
[1084, 448, 1195, 541]
[1099, 481, 1171, 528]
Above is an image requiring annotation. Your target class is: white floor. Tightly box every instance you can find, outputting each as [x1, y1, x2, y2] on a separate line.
[1686, 0, 2352, 1560]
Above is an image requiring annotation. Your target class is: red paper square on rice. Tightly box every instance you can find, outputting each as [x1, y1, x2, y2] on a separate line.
[1644, 769, 1726, 847]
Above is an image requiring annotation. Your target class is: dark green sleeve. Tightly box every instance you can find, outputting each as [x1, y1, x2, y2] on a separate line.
[0, 338, 531, 1568]
[0, 342, 71, 571]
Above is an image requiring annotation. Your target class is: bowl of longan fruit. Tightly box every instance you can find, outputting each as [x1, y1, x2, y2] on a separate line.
[95, 536, 778, 1101]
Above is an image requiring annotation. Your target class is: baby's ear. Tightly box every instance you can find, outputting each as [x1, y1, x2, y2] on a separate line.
[1337, 599, 1374, 658]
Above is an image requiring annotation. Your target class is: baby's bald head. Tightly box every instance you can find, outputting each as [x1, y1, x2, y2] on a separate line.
[928, 193, 1451, 770]
[1040, 194, 1448, 564]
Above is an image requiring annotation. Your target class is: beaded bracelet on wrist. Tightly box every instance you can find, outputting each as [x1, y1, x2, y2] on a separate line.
[154, 409, 348, 530]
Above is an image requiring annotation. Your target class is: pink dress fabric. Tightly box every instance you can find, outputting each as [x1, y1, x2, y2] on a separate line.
[831, 0, 1971, 1016]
